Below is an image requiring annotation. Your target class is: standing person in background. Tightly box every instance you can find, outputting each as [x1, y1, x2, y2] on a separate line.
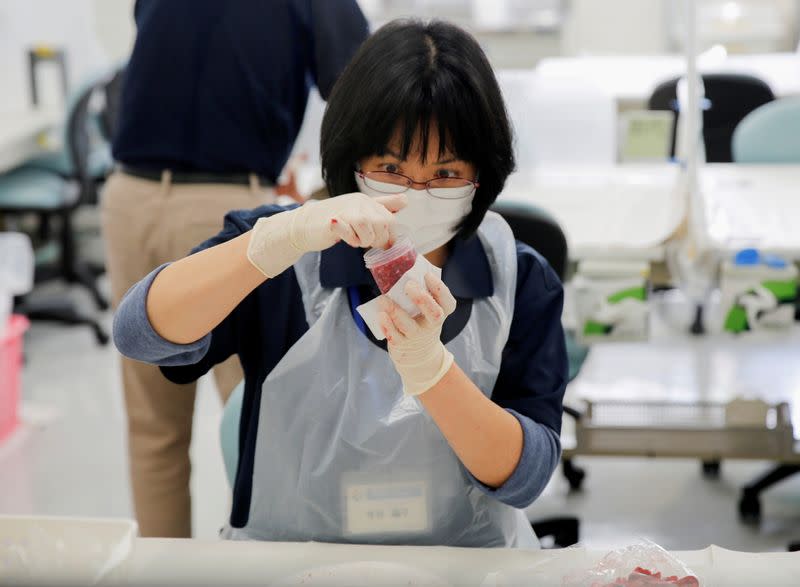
[102, 0, 368, 538]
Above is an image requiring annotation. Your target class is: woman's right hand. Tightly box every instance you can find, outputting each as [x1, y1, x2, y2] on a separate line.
[247, 192, 407, 278]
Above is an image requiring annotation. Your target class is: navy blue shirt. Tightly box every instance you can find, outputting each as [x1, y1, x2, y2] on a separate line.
[113, 207, 568, 530]
[113, 0, 368, 182]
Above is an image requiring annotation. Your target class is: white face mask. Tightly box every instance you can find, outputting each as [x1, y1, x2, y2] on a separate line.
[355, 173, 474, 254]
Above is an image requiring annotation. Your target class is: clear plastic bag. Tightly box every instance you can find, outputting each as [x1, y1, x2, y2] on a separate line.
[563, 541, 701, 587]
[482, 542, 703, 587]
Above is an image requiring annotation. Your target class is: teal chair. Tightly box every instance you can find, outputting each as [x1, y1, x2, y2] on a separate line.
[730, 97, 800, 551]
[732, 97, 800, 164]
[490, 200, 589, 384]
[0, 74, 110, 344]
[221, 381, 245, 486]
[25, 67, 120, 184]
[490, 200, 588, 492]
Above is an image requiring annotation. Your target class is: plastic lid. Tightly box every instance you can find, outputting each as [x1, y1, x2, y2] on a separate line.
[762, 254, 788, 269]
[0, 233, 35, 295]
[363, 234, 416, 268]
[733, 248, 760, 266]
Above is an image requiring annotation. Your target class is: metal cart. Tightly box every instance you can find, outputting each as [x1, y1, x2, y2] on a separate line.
[562, 398, 799, 521]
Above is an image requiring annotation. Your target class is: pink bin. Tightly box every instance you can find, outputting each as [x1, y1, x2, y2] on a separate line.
[0, 315, 29, 443]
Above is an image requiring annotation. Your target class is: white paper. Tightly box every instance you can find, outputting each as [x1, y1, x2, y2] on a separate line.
[356, 255, 442, 341]
[344, 480, 429, 536]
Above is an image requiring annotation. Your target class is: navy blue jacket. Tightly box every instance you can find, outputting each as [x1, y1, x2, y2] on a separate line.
[113, 0, 368, 182]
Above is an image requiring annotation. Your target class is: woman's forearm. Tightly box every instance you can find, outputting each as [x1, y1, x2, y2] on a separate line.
[419, 363, 523, 488]
[146, 232, 266, 344]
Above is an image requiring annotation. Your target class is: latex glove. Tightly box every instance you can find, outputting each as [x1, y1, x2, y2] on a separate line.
[379, 272, 457, 396]
[247, 192, 407, 278]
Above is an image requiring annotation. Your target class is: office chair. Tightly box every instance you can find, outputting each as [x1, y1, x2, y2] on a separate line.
[23, 65, 122, 284]
[25, 72, 115, 194]
[732, 97, 800, 164]
[491, 200, 592, 547]
[648, 73, 775, 163]
[490, 201, 589, 491]
[97, 64, 126, 142]
[0, 76, 111, 344]
[729, 98, 800, 551]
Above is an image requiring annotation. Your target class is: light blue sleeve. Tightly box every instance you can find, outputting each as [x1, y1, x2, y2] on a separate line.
[465, 410, 561, 509]
[112, 264, 212, 366]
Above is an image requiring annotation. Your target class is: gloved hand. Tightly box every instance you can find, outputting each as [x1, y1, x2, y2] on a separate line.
[378, 272, 457, 396]
[247, 192, 407, 278]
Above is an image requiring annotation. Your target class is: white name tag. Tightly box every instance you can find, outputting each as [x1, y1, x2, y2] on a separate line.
[343, 480, 430, 536]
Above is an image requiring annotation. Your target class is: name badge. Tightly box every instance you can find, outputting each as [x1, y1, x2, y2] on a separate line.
[343, 478, 430, 536]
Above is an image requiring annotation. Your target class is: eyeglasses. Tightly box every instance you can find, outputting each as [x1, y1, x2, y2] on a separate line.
[357, 170, 478, 200]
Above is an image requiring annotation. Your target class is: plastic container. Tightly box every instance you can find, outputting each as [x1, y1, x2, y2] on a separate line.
[0, 315, 29, 443]
[0, 233, 35, 328]
[573, 260, 651, 343]
[717, 248, 798, 333]
[363, 235, 418, 294]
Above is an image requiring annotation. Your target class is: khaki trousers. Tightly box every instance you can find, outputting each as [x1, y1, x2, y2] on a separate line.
[101, 170, 272, 537]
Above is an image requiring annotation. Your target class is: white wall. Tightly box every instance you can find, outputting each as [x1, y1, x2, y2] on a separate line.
[90, 0, 135, 63]
[0, 0, 110, 113]
[561, 0, 670, 55]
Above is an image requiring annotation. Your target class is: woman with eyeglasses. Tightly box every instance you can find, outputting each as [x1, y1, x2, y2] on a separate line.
[112, 19, 567, 548]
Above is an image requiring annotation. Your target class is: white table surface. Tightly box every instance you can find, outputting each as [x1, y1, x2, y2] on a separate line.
[297, 162, 800, 264]
[498, 164, 685, 261]
[0, 108, 60, 173]
[295, 163, 685, 262]
[535, 52, 800, 104]
[123, 538, 800, 586]
[700, 164, 800, 259]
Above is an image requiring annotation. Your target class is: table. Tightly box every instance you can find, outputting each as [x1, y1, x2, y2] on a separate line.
[292, 162, 686, 262]
[498, 164, 685, 261]
[535, 52, 800, 107]
[5, 516, 797, 585]
[295, 162, 800, 266]
[564, 303, 800, 439]
[497, 163, 800, 263]
[700, 164, 800, 259]
[6, 519, 798, 586]
[0, 108, 60, 173]
[123, 539, 800, 586]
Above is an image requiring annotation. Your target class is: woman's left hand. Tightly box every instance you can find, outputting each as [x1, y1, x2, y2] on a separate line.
[378, 272, 457, 396]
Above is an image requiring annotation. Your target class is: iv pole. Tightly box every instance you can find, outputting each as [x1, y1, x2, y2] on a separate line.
[677, 0, 716, 335]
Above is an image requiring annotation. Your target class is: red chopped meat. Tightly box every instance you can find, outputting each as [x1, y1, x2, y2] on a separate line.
[369, 249, 417, 294]
[594, 568, 700, 587]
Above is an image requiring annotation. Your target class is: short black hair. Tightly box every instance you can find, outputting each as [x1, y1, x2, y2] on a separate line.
[320, 19, 515, 238]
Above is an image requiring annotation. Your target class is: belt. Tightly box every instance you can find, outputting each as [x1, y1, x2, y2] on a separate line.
[119, 164, 274, 186]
